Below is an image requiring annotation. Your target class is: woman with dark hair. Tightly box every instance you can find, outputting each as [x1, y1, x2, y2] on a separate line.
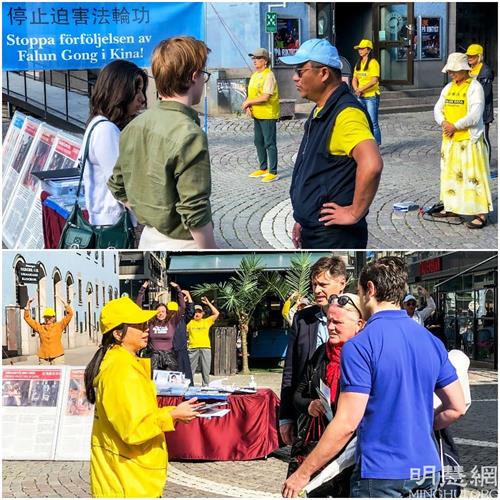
[84, 297, 202, 498]
[352, 39, 381, 145]
[82, 60, 147, 227]
[135, 281, 193, 382]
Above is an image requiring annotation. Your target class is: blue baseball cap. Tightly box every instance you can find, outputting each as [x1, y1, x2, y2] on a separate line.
[279, 38, 343, 69]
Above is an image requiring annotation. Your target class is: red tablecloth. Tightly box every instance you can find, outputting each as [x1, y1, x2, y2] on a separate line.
[41, 191, 89, 249]
[157, 388, 280, 461]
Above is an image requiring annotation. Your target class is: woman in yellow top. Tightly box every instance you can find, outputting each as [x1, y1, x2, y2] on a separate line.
[352, 39, 381, 145]
[433, 52, 492, 229]
[242, 48, 280, 183]
[466, 44, 494, 162]
[84, 297, 203, 498]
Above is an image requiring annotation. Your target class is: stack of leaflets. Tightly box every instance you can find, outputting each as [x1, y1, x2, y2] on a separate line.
[196, 401, 231, 419]
[153, 370, 190, 396]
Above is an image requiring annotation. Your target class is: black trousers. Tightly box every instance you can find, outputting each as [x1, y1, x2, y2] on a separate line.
[300, 219, 368, 249]
[484, 123, 492, 164]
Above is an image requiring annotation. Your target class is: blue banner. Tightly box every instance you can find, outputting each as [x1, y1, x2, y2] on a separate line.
[3, 2, 204, 70]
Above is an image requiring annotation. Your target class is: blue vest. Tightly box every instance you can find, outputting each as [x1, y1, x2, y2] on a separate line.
[290, 83, 373, 229]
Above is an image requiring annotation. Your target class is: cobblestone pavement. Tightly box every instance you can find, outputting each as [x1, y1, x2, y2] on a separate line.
[3, 354, 497, 498]
[208, 111, 498, 249]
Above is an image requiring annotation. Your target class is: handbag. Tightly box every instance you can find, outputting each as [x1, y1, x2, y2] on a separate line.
[58, 119, 135, 249]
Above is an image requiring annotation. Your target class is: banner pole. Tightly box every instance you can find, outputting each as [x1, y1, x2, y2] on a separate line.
[204, 2, 208, 133]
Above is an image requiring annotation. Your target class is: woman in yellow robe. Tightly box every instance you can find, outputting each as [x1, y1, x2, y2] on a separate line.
[433, 52, 492, 229]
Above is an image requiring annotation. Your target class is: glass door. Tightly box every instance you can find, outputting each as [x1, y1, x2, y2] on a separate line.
[374, 3, 415, 84]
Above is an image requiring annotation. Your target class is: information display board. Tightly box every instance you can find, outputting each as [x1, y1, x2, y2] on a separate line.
[2, 110, 26, 173]
[54, 367, 94, 460]
[2, 366, 65, 460]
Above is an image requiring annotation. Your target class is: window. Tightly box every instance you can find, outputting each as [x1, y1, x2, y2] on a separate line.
[114, 255, 117, 274]
[114, 288, 118, 299]
[78, 279, 82, 304]
[95, 251, 99, 261]
[101, 253, 105, 267]
[75, 312, 79, 332]
[96, 284, 99, 306]
[108, 286, 113, 301]
[102, 287, 106, 305]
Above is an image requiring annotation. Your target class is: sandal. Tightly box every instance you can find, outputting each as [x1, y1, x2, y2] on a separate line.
[431, 210, 461, 218]
[466, 217, 487, 229]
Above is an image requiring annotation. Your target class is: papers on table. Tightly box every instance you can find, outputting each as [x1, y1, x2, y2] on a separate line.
[196, 402, 230, 419]
[153, 370, 190, 396]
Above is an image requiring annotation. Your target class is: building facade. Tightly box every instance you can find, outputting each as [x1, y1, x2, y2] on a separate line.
[119, 251, 168, 307]
[3, 251, 120, 358]
[406, 251, 497, 369]
[206, 2, 497, 110]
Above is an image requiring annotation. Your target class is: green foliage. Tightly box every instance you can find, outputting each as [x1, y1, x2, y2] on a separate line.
[265, 252, 313, 301]
[192, 255, 269, 320]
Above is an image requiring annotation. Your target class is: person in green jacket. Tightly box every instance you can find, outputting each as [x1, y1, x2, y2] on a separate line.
[108, 36, 216, 249]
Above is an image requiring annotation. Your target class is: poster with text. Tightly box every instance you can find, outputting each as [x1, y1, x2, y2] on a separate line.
[2, 366, 65, 460]
[2, 116, 41, 212]
[15, 131, 82, 249]
[3, 2, 204, 71]
[54, 367, 94, 460]
[2, 110, 26, 173]
[273, 18, 300, 66]
[420, 17, 441, 60]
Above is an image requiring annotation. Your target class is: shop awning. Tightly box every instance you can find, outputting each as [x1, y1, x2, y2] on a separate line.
[168, 252, 345, 273]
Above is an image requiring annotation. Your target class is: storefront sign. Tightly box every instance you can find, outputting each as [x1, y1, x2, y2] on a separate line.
[419, 257, 442, 275]
[420, 17, 441, 60]
[2, 2, 204, 70]
[17, 263, 41, 284]
[273, 18, 300, 66]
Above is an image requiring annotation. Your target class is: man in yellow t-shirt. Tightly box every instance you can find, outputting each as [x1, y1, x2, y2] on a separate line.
[279, 38, 383, 249]
[242, 48, 280, 183]
[187, 297, 219, 386]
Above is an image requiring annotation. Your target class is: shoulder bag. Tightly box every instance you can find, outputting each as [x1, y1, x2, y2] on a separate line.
[58, 119, 135, 249]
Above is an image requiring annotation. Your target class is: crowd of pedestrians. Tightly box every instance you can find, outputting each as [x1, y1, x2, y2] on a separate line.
[73, 34, 493, 251]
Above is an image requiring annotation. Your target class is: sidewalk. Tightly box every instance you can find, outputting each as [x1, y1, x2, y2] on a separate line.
[207, 110, 497, 249]
[6, 344, 497, 391]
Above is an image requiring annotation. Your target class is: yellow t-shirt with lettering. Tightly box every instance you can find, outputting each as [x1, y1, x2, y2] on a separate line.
[313, 107, 375, 156]
[353, 59, 381, 98]
[187, 317, 215, 349]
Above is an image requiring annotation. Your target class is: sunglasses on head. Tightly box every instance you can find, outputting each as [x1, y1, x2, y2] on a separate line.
[328, 294, 363, 318]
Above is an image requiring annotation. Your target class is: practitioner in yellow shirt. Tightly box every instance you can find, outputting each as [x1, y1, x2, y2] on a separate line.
[187, 296, 220, 386]
[352, 39, 381, 145]
[433, 52, 492, 229]
[242, 48, 280, 183]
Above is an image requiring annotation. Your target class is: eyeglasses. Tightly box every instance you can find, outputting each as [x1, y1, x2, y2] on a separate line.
[328, 294, 363, 319]
[200, 70, 211, 83]
[405, 301, 417, 307]
[294, 65, 324, 78]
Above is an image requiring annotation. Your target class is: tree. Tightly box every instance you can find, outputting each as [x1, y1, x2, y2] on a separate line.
[192, 255, 269, 374]
[265, 252, 313, 302]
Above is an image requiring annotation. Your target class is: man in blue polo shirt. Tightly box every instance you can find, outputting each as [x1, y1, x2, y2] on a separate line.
[282, 256, 466, 498]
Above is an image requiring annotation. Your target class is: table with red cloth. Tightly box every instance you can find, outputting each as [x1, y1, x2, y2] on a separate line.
[41, 191, 89, 248]
[157, 388, 280, 461]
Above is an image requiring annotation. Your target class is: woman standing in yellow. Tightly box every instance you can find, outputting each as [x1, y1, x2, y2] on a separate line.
[352, 39, 381, 145]
[466, 44, 495, 162]
[433, 52, 492, 229]
[84, 297, 203, 497]
[242, 48, 280, 183]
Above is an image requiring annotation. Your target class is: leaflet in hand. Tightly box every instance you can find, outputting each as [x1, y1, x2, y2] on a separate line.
[318, 379, 334, 421]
